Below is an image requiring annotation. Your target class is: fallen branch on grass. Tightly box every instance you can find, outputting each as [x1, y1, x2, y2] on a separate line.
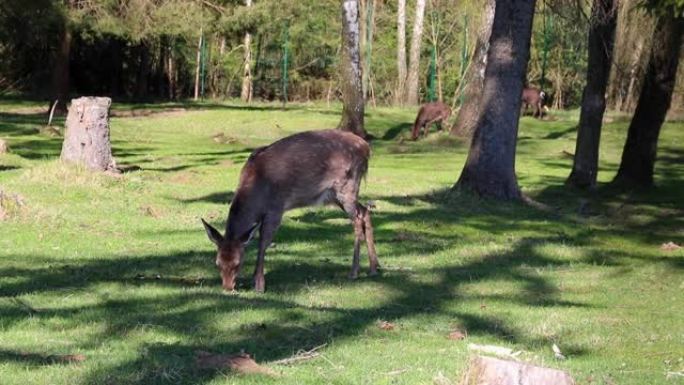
[270, 344, 327, 366]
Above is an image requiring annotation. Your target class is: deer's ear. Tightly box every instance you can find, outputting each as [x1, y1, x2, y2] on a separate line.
[201, 218, 224, 247]
[240, 222, 259, 245]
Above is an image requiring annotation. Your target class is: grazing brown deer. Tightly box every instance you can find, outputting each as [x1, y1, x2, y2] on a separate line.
[522, 87, 546, 119]
[202, 129, 379, 292]
[411, 102, 452, 140]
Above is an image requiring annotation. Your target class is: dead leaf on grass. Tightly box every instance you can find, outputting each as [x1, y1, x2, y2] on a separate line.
[140, 205, 163, 218]
[212, 133, 237, 144]
[378, 320, 395, 330]
[195, 351, 275, 376]
[660, 242, 681, 251]
[447, 330, 467, 340]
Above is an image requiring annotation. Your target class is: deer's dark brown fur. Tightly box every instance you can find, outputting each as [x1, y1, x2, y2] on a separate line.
[202, 129, 379, 292]
[522, 87, 546, 119]
[411, 102, 452, 140]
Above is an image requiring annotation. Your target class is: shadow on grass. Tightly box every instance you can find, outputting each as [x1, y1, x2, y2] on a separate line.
[381, 123, 412, 140]
[1, 187, 634, 384]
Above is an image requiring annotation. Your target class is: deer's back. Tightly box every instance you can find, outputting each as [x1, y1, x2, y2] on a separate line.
[418, 102, 451, 121]
[236, 130, 370, 209]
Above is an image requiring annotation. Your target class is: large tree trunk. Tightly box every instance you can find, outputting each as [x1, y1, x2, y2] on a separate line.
[338, 0, 368, 139]
[450, 0, 495, 137]
[240, 0, 253, 102]
[61, 97, 118, 173]
[613, 14, 683, 187]
[454, 0, 537, 200]
[52, 26, 71, 113]
[566, 0, 617, 188]
[405, 0, 427, 105]
[395, 0, 407, 105]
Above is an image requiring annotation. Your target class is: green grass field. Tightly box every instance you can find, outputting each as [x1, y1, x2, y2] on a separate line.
[1, 100, 682, 385]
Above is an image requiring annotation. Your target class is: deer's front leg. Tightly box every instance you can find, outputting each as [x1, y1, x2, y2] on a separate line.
[254, 214, 281, 292]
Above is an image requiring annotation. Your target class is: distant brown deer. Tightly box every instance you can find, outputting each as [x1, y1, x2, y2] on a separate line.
[411, 102, 452, 140]
[202, 129, 379, 292]
[522, 87, 546, 118]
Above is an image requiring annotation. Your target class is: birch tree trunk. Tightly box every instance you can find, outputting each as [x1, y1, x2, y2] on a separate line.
[613, 13, 683, 187]
[194, 29, 203, 101]
[454, 0, 537, 200]
[395, 0, 407, 105]
[338, 0, 368, 138]
[566, 0, 617, 188]
[450, 0, 495, 137]
[240, 0, 253, 102]
[406, 0, 427, 105]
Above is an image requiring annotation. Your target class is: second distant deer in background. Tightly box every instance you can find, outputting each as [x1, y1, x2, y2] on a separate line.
[522, 87, 546, 119]
[411, 102, 452, 140]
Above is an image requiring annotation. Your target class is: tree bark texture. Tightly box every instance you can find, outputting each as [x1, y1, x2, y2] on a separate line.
[406, 0, 427, 105]
[338, 0, 368, 138]
[395, 0, 407, 105]
[461, 355, 575, 385]
[566, 0, 617, 188]
[455, 0, 537, 200]
[613, 14, 683, 187]
[450, 0, 495, 137]
[60, 97, 118, 173]
[241, 0, 253, 102]
[52, 26, 72, 113]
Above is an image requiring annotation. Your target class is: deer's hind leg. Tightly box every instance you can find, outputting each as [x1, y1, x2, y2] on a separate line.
[360, 204, 379, 275]
[336, 183, 379, 279]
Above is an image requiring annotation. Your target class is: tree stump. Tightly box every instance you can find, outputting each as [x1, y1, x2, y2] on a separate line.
[60, 97, 118, 172]
[460, 355, 575, 385]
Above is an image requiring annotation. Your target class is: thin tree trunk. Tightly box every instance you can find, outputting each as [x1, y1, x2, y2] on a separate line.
[110, 39, 122, 97]
[395, 0, 407, 105]
[566, 0, 617, 188]
[194, 29, 203, 101]
[613, 14, 683, 187]
[406, 0, 427, 105]
[52, 26, 71, 113]
[135, 42, 151, 100]
[362, 0, 376, 101]
[450, 0, 495, 137]
[241, 0, 253, 102]
[338, 0, 368, 138]
[167, 44, 176, 100]
[454, 0, 537, 200]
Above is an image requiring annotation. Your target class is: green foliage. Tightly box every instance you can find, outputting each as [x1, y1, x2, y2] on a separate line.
[641, 0, 684, 15]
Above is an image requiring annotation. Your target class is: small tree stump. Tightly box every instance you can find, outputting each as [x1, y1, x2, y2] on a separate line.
[461, 355, 575, 385]
[0, 138, 9, 154]
[60, 97, 118, 172]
